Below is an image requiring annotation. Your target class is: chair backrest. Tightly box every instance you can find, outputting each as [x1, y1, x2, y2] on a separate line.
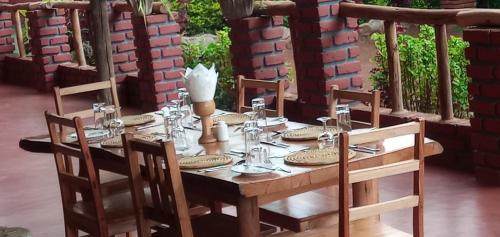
[44, 111, 108, 236]
[122, 133, 193, 237]
[329, 85, 381, 128]
[338, 119, 425, 237]
[237, 75, 285, 117]
[53, 78, 121, 119]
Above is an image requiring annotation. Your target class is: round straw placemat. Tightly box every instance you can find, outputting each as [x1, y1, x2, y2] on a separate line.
[100, 134, 158, 148]
[282, 126, 337, 141]
[122, 114, 156, 127]
[179, 155, 233, 169]
[285, 148, 356, 166]
[212, 114, 249, 126]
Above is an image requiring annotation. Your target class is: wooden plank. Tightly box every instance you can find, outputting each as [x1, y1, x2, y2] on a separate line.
[413, 119, 425, 237]
[237, 196, 260, 237]
[349, 195, 419, 221]
[12, 11, 25, 58]
[349, 121, 420, 145]
[71, 9, 86, 66]
[59, 81, 111, 95]
[349, 160, 420, 183]
[253, 1, 296, 16]
[384, 21, 404, 114]
[64, 109, 94, 119]
[339, 2, 460, 25]
[434, 24, 454, 120]
[456, 9, 500, 27]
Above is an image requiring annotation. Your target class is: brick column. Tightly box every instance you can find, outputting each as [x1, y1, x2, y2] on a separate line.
[132, 13, 184, 111]
[28, 9, 72, 91]
[0, 11, 14, 82]
[464, 27, 500, 185]
[227, 16, 288, 107]
[292, 0, 361, 121]
[109, 11, 138, 82]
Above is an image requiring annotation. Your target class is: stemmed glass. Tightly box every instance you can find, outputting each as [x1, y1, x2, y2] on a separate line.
[178, 88, 194, 127]
[317, 117, 334, 149]
[252, 98, 270, 141]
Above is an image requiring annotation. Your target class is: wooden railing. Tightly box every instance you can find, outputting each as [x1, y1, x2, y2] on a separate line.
[339, 2, 500, 120]
[0, 1, 168, 67]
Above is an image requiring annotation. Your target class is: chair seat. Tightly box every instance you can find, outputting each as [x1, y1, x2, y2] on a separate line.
[271, 221, 412, 237]
[260, 188, 340, 232]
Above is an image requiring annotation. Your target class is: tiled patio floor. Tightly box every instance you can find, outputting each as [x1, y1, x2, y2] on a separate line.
[1, 84, 499, 237]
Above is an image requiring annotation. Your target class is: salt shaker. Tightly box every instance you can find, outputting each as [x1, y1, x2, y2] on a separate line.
[216, 121, 229, 142]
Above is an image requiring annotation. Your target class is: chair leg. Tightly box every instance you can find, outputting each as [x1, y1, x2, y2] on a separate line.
[65, 225, 78, 237]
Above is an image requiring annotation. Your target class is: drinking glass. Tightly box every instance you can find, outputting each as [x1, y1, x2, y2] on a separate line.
[244, 127, 261, 164]
[92, 103, 105, 129]
[103, 106, 123, 137]
[171, 114, 189, 151]
[317, 117, 335, 149]
[178, 89, 194, 127]
[336, 104, 352, 132]
[251, 98, 270, 141]
[108, 118, 124, 137]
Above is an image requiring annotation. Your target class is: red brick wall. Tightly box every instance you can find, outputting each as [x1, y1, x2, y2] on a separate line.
[132, 13, 184, 111]
[464, 27, 500, 184]
[0, 11, 14, 82]
[227, 16, 288, 108]
[28, 9, 72, 91]
[109, 11, 138, 83]
[292, 0, 361, 121]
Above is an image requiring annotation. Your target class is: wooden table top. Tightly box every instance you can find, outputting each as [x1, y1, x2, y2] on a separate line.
[19, 112, 443, 203]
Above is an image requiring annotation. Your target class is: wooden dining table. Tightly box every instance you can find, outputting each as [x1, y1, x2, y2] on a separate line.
[19, 112, 443, 237]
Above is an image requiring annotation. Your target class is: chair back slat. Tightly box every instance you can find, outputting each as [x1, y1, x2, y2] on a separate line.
[330, 85, 381, 128]
[53, 77, 121, 119]
[122, 133, 193, 237]
[338, 118, 425, 237]
[45, 111, 108, 236]
[237, 75, 285, 117]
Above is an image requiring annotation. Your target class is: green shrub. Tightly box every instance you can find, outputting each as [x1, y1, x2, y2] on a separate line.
[182, 27, 235, 110]
[369, 25, 470, 118]
[181, 0, 225, 36]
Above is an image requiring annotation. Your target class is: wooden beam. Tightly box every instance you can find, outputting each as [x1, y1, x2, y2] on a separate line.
[384, 21, 404, 114]
[253, 1, 296, 16]
[339, 2, 460, 25]
[457, 9, 500, 27]
[435, 24, 453, 120]
[112, 1, 169, 14]
[12, 10, 25, 58]
[0, 2, 90, 11]
[90, 0, 114, 104]
[71, 9, 86, 66]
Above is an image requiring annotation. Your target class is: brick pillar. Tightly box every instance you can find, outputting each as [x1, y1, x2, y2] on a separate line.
[292, 0, 361, 121]
[132, 13, 184, 111]
[109, 11, 138, 82]
[464, 27, 500, 185]
[227, 16, 288, 107]
[28, 9, 72, 91]
[0, 11, 14, 82]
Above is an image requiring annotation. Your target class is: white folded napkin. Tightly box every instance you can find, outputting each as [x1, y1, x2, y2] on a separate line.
[184, 63, 218, 102]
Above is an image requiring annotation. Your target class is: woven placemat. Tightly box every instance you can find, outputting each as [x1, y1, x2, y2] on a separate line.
[285, 148, 356, 166]
[212, 114, 249, 126]
[122, 114, 156, 127]
[282, 126, 337, 141]
[100, 134, 158, 148]
[179, 155, 233, 169]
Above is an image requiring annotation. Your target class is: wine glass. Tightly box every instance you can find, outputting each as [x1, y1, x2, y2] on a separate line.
[178, 89, 194, 127]
[336, 104, 352, 132]
[171, 113, 189, 151]
[251, 98, 270, 141]
[317, 117, 334, 149]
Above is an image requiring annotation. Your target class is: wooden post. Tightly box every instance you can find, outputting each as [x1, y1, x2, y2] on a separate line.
[384, 21, 404, 114]
[71, 9, 86, 67]
[435, 24, 454, 120]
[89, 0, 114, 104]
[13, 10, 25, 58]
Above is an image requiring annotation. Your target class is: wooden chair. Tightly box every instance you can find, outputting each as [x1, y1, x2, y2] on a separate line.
[329, 85, 381, 128]
[53, 78, 121, 119]
[271, 120, 425, 237]
[260, 87, 381, 232]
[121, 133, 276, 237]
[237, 75, 285, 117]
[44, 112, 137, 237]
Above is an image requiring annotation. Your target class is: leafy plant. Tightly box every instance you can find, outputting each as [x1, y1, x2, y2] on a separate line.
[182, 27, 235, 110]
[183, 0, 225, 36]
[369, 25, 470, 118]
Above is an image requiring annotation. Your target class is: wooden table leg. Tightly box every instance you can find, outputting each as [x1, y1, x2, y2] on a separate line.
[352, 179, 380, 223]
[237, 196, 260, 237]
